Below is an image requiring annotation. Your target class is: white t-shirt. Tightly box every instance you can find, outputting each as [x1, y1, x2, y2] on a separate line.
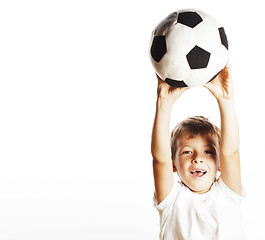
[154, 177, 246, 240]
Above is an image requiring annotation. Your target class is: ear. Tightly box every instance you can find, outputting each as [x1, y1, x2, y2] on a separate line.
[217, 161, 221, 172]
[172, 161, 178, 172]
[218, 161, 221, 172]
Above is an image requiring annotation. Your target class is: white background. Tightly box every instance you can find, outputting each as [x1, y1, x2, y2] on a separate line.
[0, 0, 264, 239]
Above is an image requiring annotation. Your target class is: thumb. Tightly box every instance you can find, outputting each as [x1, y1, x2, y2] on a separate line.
[203, 81, 215, 95]
[156, 74, 164, 84]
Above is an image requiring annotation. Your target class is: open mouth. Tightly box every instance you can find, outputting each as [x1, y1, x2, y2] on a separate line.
[190, 169, 207, 178]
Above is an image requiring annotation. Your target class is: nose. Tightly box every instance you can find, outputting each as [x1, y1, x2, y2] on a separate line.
[192, 153, 204, 164]
[192, 159, 204, 164]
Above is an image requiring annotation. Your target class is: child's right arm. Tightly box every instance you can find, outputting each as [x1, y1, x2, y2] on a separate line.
[205, 65, 242, 196]
[151, 76, 187, 204]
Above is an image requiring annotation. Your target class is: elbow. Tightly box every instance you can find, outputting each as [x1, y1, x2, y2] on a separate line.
[152, 154, 171, 165]
[225, 148, 240, 156]
[152, 154, 164, 164]
[220, 141, 240, 159]
[220, 149, 240, 162]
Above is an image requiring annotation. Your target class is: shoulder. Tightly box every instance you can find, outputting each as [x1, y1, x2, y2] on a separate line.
[154, 180, 185, 211]
[213, 177, 246, 204]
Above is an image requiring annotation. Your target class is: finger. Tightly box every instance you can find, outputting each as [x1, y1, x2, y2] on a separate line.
[156, 73, 164, 84]
[203, 83, 211, 91]
[181, 86, 189, 92]
[171, 85, 189, 95]
[203, 83, 215, 96]
[225, 59, 230, 69]
[203, 80, 215, 93]
[220, 66, 230, 82]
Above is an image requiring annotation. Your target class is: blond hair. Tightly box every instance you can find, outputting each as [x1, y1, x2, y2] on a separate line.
[171, 116, 221, 161]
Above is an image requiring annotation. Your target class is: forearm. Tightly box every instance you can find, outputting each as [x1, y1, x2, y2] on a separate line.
[217, 98, 240, 156]
[151, 100, 173, 163]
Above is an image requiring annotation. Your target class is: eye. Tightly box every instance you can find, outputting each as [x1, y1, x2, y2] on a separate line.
[204, 150, 214, 154]
[182, 150, 192, 155]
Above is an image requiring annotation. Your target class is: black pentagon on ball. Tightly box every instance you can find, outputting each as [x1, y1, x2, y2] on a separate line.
[177, 11, 203, 28]
[186, 45, 211, 69]
[218, 27, 229, 50]
[151, 35, 167, 63]
[165, 78, 188, 88]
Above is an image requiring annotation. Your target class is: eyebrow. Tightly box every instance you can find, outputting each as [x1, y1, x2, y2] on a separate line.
[204, 144, 218, 150]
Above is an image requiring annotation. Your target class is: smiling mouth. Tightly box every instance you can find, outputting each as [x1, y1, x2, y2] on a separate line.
[190, 170, 207, 178]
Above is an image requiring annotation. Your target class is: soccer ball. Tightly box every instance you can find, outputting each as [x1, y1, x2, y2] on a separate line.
[150, 9, 229, 87]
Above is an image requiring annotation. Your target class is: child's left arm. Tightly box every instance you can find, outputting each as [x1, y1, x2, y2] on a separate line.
[205, 64, 242, 196]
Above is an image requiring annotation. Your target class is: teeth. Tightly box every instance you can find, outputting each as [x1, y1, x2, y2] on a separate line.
[190, 170, 207, 174]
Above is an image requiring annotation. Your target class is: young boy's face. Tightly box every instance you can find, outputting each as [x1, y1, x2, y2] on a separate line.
[173, 133, 220, 194]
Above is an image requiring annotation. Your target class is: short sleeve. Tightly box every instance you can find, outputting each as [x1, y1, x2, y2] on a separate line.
[217, 177, 246, 204]
[153, 180, 181, 212]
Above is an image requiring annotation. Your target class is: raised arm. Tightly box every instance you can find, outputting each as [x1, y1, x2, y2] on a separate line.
[151, 75, 187, 204]
[205, 65, 242, 195]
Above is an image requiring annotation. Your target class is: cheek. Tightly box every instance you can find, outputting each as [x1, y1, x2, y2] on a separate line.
[176, 158, 190, 173]
[207, 157, 218, 172]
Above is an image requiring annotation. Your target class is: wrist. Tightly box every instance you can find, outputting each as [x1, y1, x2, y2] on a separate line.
[217, 97, 237, 121]
[216, 96, 235, 106]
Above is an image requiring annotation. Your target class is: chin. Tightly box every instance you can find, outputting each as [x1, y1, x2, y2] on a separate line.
[190, 186, 211, 194]
[185, 179, 213, 194]
[187, 173, 216, 192]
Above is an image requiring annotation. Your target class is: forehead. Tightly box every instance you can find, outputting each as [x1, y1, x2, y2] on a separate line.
[176, 133, 219, 148]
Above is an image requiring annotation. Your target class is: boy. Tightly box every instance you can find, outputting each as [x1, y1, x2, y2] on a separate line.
[151, 65, 245, 239]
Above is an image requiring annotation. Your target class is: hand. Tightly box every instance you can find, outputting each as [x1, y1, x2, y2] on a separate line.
[156, 74, 188, 105]
[204, 64, 233, 100]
